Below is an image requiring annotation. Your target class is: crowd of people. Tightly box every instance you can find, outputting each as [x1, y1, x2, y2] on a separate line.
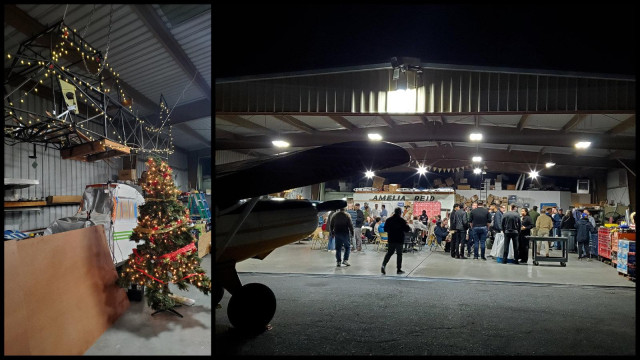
[319, 201, 598, 270]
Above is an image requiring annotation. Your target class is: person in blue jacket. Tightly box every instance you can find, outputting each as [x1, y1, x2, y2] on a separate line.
[575, 213, 595, 261]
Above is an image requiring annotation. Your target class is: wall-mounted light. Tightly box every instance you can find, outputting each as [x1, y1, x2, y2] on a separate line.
[529, 170, 539, 178]
[469, 133, 483, 141]
[272, 140, 290, 148]
[365, 170, 375, 178]
[472, 156, 482, 162]
[545, 162, 556, 168]
[575, 141, 591, 149]
[417, 165, 427, 175]
[368, 133, 383, 141]
[473, 168, 482, 174]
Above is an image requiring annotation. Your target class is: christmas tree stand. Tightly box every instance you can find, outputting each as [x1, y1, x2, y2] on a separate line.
[151, 305, 183, 318]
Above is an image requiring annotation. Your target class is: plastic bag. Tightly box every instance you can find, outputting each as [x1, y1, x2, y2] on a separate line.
[489, 232, 515, 260]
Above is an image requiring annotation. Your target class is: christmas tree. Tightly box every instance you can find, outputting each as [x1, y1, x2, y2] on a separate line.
[117, 157, 211, 312]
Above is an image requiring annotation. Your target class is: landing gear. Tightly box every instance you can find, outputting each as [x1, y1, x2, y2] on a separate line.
[227, 283, 276, 334]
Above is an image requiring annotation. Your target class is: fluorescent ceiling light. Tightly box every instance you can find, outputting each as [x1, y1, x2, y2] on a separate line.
[368, 133, 383, 141]
[469, 133, 483, 141]
[473, 168, 482, 174]
[365, 170, 375, 178]
[472, 156, 482, 162]
[575, 141, 591, 149]
[529, 170, 539, 178]
[417, 165, 427, 175]
[545, 162, 556, 168]
[272, 140, 290, 148]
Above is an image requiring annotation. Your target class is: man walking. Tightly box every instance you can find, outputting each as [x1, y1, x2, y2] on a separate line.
[469, 201, 491, 260]
[381, 207, 411, 275]
[450, 203, 468, 259]
[330, 208, 354, 267]
[501, 204, 521, 264]
[354, 203, 365, 251]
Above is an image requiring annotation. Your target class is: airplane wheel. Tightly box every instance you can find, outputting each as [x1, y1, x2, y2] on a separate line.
[227, 283, 276, 334]
[214, 284, 224, 305]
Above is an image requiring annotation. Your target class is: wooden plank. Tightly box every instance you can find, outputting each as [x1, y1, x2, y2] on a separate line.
[4, 201, 47, 207]
[86, 150, 128, 163]
[60, 141, 106, 160]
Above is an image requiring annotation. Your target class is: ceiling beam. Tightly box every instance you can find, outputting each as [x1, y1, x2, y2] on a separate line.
[173, 122, 210, 148]
[168, 98, 211, 125]
[131, 5, 211, 102]
[420, 115, 430, 126]
[216, 114, 276, 134]
[327, 115, 356, 131]
[272, 115, 317, 134]
[516, 114, 530, 131]
[380, 114, 397, 128]
[506, 144, 512, 153]
[561, 114, 588, 132]
[5, 4, 160, 115]
[605, 115, 635, 135]
[215, 128, 238, 140]
[215, 122, 635, 151]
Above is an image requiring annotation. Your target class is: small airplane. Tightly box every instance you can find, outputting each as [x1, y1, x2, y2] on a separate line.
[215, 141, 410, 333]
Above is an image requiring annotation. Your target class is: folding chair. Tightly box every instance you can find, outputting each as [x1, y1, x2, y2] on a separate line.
[375, 233, 389, 252]
[412, 228, 423, 251]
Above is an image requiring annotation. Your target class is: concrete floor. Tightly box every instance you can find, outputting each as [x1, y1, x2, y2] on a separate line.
[85, 254, 212, 355]
[234, 240, 635, 287]
[216, 239, 636, 355]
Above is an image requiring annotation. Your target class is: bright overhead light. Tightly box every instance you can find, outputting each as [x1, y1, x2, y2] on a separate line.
[575, 141, 591, 149]
[473, 168, 482, 174]
[472, 156, 482, 162]
[545, 162, 556, 168]
[365, 170, 375, 178]
[272, 140, 290, 148]
[469, 133, 483, 141]
[417, 165, 427, 175]
[368, 133, 383, 141]
[529, 170, 539, 178]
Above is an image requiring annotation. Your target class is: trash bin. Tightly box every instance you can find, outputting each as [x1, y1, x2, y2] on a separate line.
[561, 229, 576, 252]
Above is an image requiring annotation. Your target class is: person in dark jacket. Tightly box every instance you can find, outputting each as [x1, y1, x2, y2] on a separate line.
[381, 207, 411, 275]
[561, 208, 577, 252]
[501, 204, 521, 264]
[450, 203, 469, 259]
[575, 213, 595, 261]
[470, 201, 492, 260]
[518, 208, 534, 263]
[353, 203, 365, 251]
[330, 208, 354, 267]
[434, 220, 448, 246]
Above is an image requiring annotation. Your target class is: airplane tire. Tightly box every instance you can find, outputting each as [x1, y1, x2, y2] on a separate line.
[214, 284, 224, 305]
[227, 283, 276, 334]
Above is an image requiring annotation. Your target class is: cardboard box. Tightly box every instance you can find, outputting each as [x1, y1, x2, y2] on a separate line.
[198, 231, 211, 258]
[46, 195, 82, 204]
[433, 179, 442, 185]
[118, 169, 137, 181]
[4, 226, 130, 355]
[457, 185, 471, 190]
[506, 184, 516, 190]
[459, 178, 468, 184]
[383, 185, 389, 191]
[122, 155, 137, 169]
[389, 184, 399, 192]
[372, 176, 385, 190]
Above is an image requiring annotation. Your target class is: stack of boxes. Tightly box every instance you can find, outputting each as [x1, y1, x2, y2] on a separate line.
[616, 232, 636, 278]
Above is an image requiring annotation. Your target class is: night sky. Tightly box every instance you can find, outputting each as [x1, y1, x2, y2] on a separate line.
[214, 4, 635, 78]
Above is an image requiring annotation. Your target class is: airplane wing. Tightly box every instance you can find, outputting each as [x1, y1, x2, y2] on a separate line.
[216, 141, 410, 208]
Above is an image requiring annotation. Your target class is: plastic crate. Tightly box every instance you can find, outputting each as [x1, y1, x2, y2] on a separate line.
[617, 262, 627, 274]
[629, 241, 636, 252]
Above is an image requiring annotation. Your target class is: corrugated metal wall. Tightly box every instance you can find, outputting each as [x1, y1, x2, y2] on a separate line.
[216, 68, 635, 113]
[215, 150, 256, 165]
[4, 141, 122, 231]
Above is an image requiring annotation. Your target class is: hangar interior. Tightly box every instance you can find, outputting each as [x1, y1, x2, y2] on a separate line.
[4, 4, 211, 356]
